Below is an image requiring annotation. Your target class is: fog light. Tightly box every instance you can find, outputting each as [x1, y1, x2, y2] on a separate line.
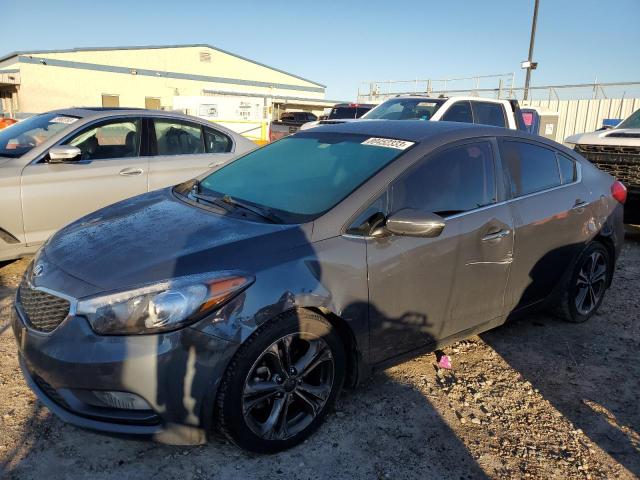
[92, 391, 151, 410]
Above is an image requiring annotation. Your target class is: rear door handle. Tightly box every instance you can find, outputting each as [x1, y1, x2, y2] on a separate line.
[482, 229, 511, 242]
[119, 168, 144, 176]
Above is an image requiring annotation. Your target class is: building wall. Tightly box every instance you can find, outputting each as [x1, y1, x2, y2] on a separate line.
[8, 46, 325, 114]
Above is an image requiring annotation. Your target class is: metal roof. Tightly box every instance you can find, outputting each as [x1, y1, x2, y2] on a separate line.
[0, 44, 326, 88]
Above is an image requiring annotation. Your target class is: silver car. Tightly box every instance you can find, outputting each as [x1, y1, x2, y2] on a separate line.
[0, 108, 256, 261]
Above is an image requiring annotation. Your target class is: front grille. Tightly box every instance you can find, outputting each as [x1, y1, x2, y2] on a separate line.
[18, 278, 70, 333]
[575, 144, 640, 187]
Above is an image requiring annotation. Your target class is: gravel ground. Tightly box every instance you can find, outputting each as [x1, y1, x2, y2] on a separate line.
[1, 229, 638, 479]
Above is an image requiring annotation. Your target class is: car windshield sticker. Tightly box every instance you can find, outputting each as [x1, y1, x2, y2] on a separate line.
[361, 137, 415, 150]
[49, 116, 78, 125]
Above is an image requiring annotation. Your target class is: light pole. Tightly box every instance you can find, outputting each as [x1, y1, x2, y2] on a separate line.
[522, 0, 540, 101]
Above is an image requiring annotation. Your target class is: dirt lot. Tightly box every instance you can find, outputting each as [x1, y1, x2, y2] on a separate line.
[1, 230, 638, 479]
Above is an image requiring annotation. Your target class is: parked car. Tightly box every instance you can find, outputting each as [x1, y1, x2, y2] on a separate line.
[565, 108, 640, 224]
[269, 111, 318, 142]
[13, 120, 624, 453]
[0, 117, 17, 130]
[0, 107, 256, 261]
[300, 103, 375, 131]
[303, 96, 525, 131]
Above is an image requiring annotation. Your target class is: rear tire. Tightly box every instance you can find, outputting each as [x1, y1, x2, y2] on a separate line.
[215, 309, 345, 453]
[554, 242, 611, 323]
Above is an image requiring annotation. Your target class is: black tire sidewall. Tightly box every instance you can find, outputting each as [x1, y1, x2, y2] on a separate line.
[218, 310, 346, 453]
[566, 243, 610, 323]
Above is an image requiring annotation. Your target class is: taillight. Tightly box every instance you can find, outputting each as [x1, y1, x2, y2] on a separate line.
[611, 180, 627, 204]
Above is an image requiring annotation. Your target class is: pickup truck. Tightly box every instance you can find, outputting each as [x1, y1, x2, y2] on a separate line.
[301, 95, 525, 131]
[268, 111, 318, 142]
[566, 108, 640, 224]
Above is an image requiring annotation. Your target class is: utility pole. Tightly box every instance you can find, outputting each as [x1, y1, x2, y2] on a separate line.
[522, 0, 540, 101]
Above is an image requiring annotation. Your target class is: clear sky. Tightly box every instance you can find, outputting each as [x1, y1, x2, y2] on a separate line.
[4, 0, 639, 100]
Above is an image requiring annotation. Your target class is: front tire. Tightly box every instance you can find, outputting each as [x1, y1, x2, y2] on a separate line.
[216, 309, 345, 453]
[554, 242, 611, 323]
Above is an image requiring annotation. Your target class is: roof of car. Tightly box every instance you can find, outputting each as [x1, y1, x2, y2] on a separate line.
[306, 119, 504, 142]
[304, 118, 570, 150]
[45, 107, 208, 121]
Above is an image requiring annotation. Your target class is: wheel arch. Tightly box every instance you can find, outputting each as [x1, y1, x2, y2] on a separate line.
[300, 306, 365, 388]
[592, 233, 616, 287]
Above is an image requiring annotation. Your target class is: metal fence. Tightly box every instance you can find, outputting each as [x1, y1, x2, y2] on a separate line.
[356, 78, 640, 141]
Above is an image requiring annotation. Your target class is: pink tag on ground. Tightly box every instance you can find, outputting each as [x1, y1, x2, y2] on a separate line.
[438, 354, 452, 370]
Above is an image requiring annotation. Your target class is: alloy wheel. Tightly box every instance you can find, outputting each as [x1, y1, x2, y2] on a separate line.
[242, 333, 334, 440]
[574, 251, 608, 316]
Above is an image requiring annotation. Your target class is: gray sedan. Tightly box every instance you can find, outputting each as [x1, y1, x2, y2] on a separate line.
[12, 120, 624, 453]
[0, 107, 256, 261]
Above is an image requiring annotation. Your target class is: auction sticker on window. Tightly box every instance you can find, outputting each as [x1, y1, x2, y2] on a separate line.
[361, 137, 414, 150]
[50, 116, 78, 125]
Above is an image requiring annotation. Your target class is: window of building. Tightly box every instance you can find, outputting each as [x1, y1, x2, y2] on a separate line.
[145, 97, 161, 110]
[101, 94, 120, 108]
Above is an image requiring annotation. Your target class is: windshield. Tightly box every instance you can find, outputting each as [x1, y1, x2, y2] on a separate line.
[0, 113, 79, 157]
[363, 98, 445, 121]
[617, 109, 640, 129]
[198, 132, 411, 222]
[329, 106, 372, 119]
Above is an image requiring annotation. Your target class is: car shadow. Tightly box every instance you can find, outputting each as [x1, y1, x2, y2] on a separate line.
[480, 228, 640, 477]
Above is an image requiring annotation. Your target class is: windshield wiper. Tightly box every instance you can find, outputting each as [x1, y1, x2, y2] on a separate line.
[220, 195, 282, 224]
[188, 182, 281, 223]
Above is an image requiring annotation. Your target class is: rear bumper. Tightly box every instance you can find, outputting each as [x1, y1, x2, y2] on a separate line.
[12, 303, 238, 445]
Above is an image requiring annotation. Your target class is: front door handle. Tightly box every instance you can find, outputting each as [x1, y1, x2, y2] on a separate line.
[571, 199, 589, 210]
[119, 168, 144, 176]
[208, 162, 224, 168]
[482, 229, 511, 242]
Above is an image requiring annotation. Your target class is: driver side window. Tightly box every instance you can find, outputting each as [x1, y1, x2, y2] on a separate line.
[390, 141, 497, 217]
[64, 119, 141, 160]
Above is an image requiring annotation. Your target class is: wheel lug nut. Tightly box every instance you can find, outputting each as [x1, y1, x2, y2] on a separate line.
[288, 367, 297, 375]
[297, 378, 302, 384]
[275, 375, 283, 384]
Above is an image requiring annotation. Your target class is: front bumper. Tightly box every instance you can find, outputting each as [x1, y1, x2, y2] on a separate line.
[12, 303, 238, 445]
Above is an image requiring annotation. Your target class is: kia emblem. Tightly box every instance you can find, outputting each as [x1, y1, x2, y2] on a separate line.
[33, 264, 45, 277]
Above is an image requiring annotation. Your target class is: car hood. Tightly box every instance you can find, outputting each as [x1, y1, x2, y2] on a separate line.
[44, 188, 313, 294]
[565, 128, 640, 146]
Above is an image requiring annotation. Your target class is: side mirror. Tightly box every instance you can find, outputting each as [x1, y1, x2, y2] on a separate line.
[381, 209, 446, 238]
[48, 146, 81, 163]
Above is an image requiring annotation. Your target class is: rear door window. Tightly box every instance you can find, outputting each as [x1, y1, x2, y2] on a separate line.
[441, 101, 473, 123]
[390, 141, 497, 217]
[154, 119, 204, 155]
[500, 141, 561, 197]
[472, 102, 507, 127]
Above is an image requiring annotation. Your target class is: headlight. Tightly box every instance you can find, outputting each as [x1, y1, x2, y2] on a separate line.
[77, 272, 253, 335]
